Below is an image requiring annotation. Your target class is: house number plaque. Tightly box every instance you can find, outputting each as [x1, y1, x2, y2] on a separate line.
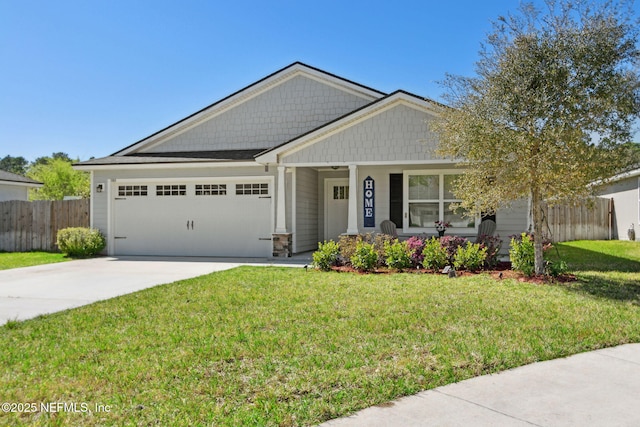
[363, 176, 375, 228]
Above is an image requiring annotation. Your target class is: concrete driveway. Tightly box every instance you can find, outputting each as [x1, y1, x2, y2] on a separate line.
[0, 256, 302, 324]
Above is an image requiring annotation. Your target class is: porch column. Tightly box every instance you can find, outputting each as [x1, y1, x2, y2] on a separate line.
[346, 164, 359, 234]
[275, 165, 287, 233]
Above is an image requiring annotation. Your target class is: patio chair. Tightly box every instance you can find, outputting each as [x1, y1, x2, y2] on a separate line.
[475, 219, 496, 243]
[380, 220, 398, 238]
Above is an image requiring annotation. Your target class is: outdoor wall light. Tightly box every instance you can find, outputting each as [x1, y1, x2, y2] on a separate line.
[96, 184, 104, 193]
[331, 166, 339, 170]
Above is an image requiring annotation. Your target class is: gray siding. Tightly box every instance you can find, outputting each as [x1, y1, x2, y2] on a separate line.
[294, 168, 318, 252]
[282, 104, 440, 164]
[143, 75, 373, 153]
[599, 177, 639, 240]
[0, 184, 29, 201]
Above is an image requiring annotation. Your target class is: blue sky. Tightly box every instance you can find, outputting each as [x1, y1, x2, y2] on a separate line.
[1, 0, 638, 162]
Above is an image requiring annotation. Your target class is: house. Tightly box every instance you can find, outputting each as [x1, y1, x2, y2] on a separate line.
[0, 170, 42, 201]
[75, 62, 528, 257]
[598, 168, 640, 240]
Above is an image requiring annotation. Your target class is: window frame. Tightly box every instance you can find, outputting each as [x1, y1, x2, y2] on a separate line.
[402, 170, 477, 234]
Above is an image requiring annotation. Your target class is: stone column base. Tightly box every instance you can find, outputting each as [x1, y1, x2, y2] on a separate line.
[272, 233, 292, 257]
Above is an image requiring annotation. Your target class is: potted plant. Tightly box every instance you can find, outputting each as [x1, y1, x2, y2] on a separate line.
[435, 220, 451, 237]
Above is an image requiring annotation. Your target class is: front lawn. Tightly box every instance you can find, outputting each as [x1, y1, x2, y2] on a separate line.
[0, 251, 70, 270]
[1, 241, 639, 426]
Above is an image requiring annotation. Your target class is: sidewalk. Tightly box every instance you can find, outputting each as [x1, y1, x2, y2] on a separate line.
[320, 343, 640, 427]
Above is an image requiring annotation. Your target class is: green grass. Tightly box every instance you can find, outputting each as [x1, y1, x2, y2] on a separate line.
[1, 242, 640, 426]
[546, 240, 640, 304]
[0, 251, 70, 270]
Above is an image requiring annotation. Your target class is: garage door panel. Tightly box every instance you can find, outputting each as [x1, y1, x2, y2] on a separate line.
[113, 181, 272, 257]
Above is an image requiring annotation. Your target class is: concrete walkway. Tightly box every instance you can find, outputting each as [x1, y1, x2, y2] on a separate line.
[0, 255, 309, 323]
[321, 343, 640, 427]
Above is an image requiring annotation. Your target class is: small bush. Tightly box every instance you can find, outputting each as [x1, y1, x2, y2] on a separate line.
[384, 240, 412, 270]
[372, 233, 395, 267]
[478, 234, 503, 268]
[56, 227, 106, 257]
[453, 242, 487, 272]
[546, 259, 568, 277]
[509, 233, 535, 276]
[421, 237, 449, 270]
[350, 241, 378, 272]
[406, 236, 426, 266]
[440, 235, 468, 262]
[312, 240, 340, 271]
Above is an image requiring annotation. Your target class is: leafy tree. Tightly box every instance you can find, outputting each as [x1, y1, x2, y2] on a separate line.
[32, 152, 73, 167]
[0, 155, 29, 175]
[27, 157, 90, 200]
[435, 0, 640, 274]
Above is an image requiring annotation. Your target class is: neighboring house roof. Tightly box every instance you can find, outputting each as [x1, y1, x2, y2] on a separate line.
[0, 170, 43, 187]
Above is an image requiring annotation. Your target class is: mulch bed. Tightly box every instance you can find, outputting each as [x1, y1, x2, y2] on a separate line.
[330, 261, 576, 284]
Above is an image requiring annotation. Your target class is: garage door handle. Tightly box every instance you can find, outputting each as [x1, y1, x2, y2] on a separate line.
[186, 220, 194, 230]
[259, 196, 271, 199]
[258, 237, 272, 241]
[114, 236, 127, 239]
[191, 220, 194, 230]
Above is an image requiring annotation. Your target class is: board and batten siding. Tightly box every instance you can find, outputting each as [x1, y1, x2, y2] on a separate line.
[294, 168, 318, 252]
[142, 75, 374, 154]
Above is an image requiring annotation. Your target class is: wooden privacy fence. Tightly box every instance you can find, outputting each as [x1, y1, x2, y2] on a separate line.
[544, 197, 612, 243]
[0, 199, 90, 252]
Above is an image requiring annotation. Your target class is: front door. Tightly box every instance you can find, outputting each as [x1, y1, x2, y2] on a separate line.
[325, 178, 349, 242]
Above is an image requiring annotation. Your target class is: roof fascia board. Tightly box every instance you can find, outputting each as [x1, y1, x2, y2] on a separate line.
[281, 159, 458, 167]
[73, 161, 261, 171]
[116, 63, 385, 156]
[255, 92, 443, 164]
[0, 180, 44, 188]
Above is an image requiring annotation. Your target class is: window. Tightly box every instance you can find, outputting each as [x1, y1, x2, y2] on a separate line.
[236, 183, 268, 195]
[118, 185, 147, 197]
[333, 185, 349, 200]
[405, 171, 474, 230]
[156, 184, 186, 196]
[195, 184, 227, 196]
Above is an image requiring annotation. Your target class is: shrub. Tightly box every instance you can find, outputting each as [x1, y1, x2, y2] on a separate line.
[478, 234, 503, 268]
[406, 236, 426, 266]
[337, 235, 360, 265]
[56, 227, 106, 257]
[509, 233, 535, 276]
[312, 240, 340, 271]
[439, 235, 468, 262]
[384, 240, 412, 270]
[372, 233, 395, 267]
[546, 259, 569, 277]
[350, 241, 378, 272]
[421, 237, 449, 270]
[453, 242, 487, 272]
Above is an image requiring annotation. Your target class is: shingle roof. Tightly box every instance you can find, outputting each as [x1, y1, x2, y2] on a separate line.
[75, 149, 267, 166]
[0, 170, 42, 185]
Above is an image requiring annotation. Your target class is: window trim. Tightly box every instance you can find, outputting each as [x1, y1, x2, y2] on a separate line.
[402, 169, 477, 234]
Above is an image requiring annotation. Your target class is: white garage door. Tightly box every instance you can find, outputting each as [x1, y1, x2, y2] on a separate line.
[112, 180, 273, 257]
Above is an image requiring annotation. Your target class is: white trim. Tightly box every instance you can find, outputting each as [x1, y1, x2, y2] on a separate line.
[89, 171, 94, 229]
[110, 176, 271, 184]
[324, 178, 350, 241]
[402, 169, 477, 234]
[275, 166, 287, 233]
[74, 161, 261, 171]
[347, 164, 359, 234]
[278, 159, 459, 168]
[291, 167, 297, 253]
[107, 179, 113, 256]
[0, 180, 43, 188]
